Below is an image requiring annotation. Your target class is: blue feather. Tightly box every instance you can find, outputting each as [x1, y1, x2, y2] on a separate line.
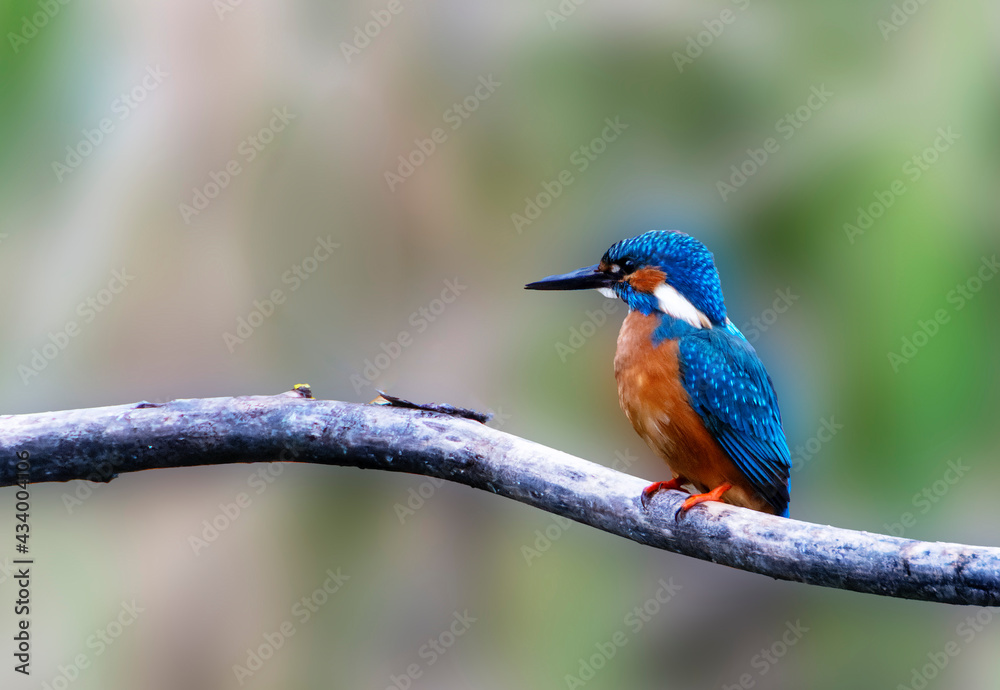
[677, 327, 791, 516]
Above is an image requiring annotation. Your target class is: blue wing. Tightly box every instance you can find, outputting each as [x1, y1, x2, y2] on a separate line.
[677, 326, 791, 516]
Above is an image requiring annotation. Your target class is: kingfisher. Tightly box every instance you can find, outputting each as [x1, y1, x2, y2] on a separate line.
[525, 230, 790, 517]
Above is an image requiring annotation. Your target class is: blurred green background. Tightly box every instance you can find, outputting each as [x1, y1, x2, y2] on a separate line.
[1, 0, 999, 688]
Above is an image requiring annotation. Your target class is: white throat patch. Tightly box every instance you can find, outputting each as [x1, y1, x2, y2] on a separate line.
[596, 287, 617, 299]
[653, 283, 712, 329]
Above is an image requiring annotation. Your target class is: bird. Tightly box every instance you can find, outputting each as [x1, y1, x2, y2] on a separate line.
[525, 230, 790, 518]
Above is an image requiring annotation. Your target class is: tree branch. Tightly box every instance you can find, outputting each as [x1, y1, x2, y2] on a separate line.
[1, 392, 997, 606]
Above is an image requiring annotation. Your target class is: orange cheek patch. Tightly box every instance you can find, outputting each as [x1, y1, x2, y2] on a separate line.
[627, 267, 667, 293]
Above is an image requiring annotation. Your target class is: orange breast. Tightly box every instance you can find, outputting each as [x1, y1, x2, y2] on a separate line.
[613, 311, 776, 513]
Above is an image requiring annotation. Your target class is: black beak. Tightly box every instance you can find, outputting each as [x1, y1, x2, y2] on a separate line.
[525, 264, 616, 291]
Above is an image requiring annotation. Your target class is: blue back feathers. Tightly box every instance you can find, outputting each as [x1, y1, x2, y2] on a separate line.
[679, 329, 791, 516]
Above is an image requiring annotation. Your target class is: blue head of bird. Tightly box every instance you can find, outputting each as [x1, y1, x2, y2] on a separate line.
[525, 230, 729, 331]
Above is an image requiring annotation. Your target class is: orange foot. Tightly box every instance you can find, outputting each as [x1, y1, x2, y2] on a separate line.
[676, 482, 733, 521]
[640, 477, 688, 510]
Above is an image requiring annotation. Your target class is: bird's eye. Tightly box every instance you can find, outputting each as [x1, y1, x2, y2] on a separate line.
[621, 259, 635, 272]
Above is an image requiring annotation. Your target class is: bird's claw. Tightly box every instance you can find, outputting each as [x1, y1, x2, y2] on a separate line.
[640, 478, 687, 511]
[673, 482, 733, 521]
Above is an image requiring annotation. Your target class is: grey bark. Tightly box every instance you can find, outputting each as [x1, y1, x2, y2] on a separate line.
[1, 392, 997, 606]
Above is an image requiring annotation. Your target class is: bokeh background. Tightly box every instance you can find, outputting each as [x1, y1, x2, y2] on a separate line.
[2, 1, 999, 688]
